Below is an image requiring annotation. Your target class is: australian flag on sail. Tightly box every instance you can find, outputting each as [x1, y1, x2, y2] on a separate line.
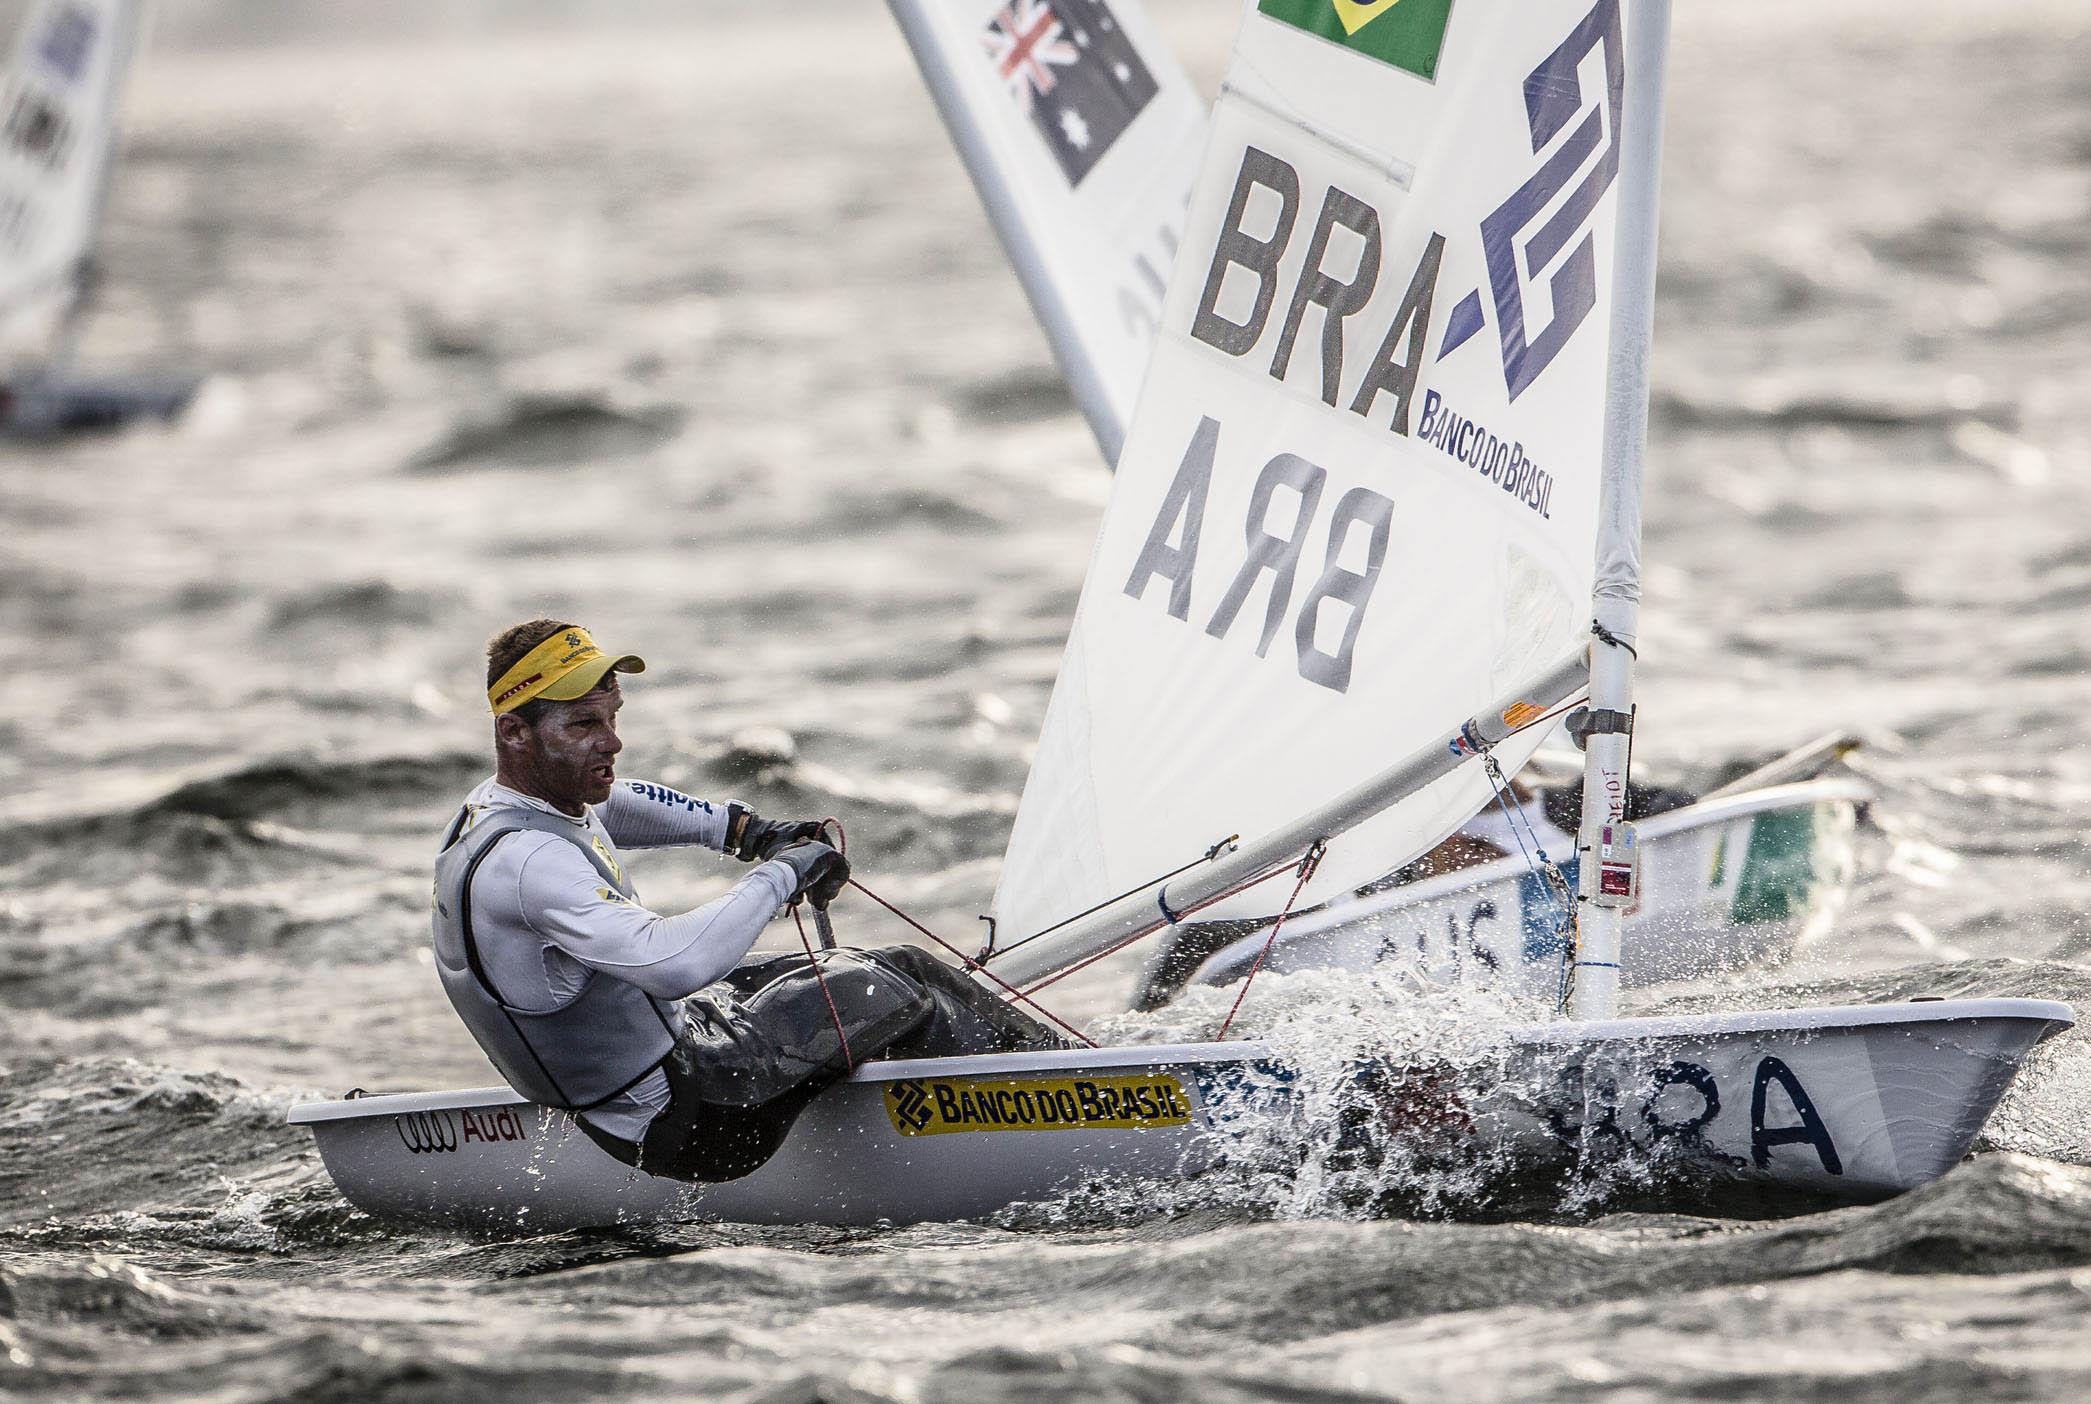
[980, 0, 1158, 187]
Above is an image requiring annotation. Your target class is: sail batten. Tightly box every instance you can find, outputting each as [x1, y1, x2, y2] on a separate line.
[995, 2, 1644, 974]
[1217, 79, 1419, 189]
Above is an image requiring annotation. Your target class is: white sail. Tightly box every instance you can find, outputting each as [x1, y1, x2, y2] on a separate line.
[0, 0, 135, 373]
[887, 0, 1206, 466]
[995, 0, 1639, 952]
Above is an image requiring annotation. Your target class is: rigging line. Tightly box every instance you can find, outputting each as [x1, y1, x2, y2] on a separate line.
[984, 834, 1240, 964]
[1015, 851, 1308, 998]
[1481, 753, 1547, 873]
[1508, 694, 1589, 740]
[1591, 619, 1639, 659]
[1480, 752, 1576, 1013]
[811, 816, 1095, 1047]
[1215, 840, 1329, 1041]
[1481, 754, 1568, 890]
[791, 904, 855, 1073]
[845, 877, 1099, 1048]
[1623, 702, 1639, 795]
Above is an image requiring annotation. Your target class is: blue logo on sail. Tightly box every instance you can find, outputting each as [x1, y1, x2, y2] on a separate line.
[1474, 0, 1624, 401]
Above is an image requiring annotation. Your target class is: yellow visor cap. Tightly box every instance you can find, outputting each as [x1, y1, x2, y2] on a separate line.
[488, 627, 646, 714]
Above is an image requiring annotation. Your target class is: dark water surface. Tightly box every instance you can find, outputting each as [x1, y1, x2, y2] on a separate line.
[5, 2, 2091, 1399]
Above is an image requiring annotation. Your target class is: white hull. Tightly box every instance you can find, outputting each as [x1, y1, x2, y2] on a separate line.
[1183, 780, 1867, 1001]
[289, 997, 2069, 1232]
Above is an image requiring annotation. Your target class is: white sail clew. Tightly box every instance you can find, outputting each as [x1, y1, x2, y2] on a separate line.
[994, 0, 1638, 966]
[0, 0, 137, 375]
[887, 0, 1206, 466]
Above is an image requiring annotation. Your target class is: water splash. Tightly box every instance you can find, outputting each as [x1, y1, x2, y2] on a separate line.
[1032, 969, 1562, 1224]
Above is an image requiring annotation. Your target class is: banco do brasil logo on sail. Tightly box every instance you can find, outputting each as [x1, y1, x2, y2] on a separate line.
[1256, 0, 1453, 80]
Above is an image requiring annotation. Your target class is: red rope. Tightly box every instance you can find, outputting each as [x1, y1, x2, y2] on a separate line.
[846, 878, 1099, 1048]
[1015, 855, 1303, 998]
[792, 903, 854, 1072]
[1214, 840, 1327, 1041]
[807, 816, 1097, 1048]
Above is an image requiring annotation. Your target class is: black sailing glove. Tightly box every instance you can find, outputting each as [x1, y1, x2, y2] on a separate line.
[726, 803, 827, 863]
[770, 839, 851, 911]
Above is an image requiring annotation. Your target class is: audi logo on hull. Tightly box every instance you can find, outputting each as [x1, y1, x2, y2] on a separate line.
[395, 1110, 460, 1154]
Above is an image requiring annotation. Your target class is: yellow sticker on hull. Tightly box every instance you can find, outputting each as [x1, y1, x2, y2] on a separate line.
[882, 1073, 1193, 1137]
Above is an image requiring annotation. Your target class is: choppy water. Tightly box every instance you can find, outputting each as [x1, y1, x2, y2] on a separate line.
[5, 1, 2091, 1399]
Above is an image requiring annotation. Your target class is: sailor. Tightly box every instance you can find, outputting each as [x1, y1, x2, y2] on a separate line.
[433, 618, 1063, 1182]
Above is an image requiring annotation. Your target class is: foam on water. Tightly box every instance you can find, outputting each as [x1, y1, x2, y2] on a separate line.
[1046, 971, 1562, 1223]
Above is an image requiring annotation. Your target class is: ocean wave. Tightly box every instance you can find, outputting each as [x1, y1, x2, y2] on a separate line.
[7, 754, 483, 845]
[825, 485, 1003, 531]
[0, 1256, 261, 1339]
[0, 755, 481, 893]
[689, 728, 1018, 877]
[407, 391, 681, 473]
[117, 898, 342, 959]
[951, 364, 1077, 425]
[138, 754, 483, 825]
[1653, 381, 2017, 433]
[490, 1153, 2091, 1400]
[0, 1061, 307, 1237]
[1640, 956, 2091, 1021]
[0, 811, 335, 892]
[265, 579, 441, 633]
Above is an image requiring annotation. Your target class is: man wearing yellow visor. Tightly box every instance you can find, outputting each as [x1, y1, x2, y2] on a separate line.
[431, 618, 1061, 1183]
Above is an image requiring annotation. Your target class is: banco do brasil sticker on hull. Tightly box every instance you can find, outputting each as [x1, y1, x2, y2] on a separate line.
[883, 1073, 1192, 1136]
[1257, 0, 1455, 81]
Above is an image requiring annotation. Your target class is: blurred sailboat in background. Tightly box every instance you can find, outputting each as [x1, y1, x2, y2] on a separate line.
[1, 0, 196, 435]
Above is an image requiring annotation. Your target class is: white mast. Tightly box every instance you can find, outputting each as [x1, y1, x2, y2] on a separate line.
[1568, 0, 1672, 1021]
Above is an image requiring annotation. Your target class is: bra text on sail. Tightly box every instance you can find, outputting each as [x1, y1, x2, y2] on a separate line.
[1123, 413, 1393, 693]
[1188, 145, 1445, 436]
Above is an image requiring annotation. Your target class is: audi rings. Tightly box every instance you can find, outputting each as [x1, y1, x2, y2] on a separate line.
[394, 1110, 459, 1153]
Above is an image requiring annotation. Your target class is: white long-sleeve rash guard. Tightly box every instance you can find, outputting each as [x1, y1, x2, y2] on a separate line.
[457, 776, 798, 1141]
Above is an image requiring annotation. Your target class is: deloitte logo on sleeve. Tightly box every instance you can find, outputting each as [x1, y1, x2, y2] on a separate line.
[1257, 0, 1454, 81]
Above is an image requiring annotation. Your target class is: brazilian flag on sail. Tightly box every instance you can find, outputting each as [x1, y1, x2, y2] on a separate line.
[1256, 0, 1455, 81]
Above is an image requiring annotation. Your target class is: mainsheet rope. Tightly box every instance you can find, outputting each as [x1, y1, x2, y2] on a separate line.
[1213, 838, 1327, 1040]
[844, 875, 1101, 1048]
[789, 903, 855, 1072]
[815, 811, 1101, 1047]
[785, 817, 858, 1072]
